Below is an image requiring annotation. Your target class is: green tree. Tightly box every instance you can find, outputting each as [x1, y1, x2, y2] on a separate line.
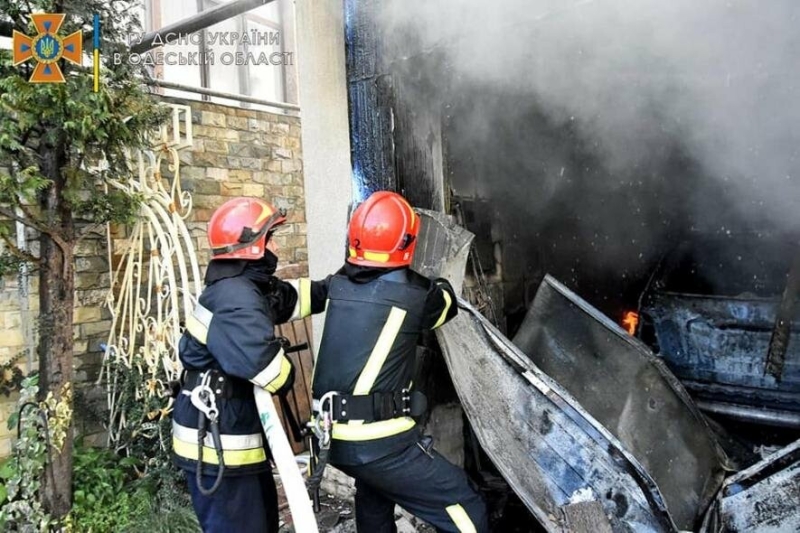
[0, 0, 167, 520]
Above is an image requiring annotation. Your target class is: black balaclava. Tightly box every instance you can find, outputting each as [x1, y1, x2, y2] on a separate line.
[242, 249, 279, 287]
[205, 249, 278, 289]
[205, 249, 297, 321]
[343, 263, 405, 284]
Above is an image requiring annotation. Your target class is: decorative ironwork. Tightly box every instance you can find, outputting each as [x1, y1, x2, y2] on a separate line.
[100, 104, 200, 450]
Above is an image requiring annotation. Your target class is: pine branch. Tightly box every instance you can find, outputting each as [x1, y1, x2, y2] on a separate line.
[0, 205, 45, 234]
[0, 205, 69, 254]
[18, 124, 46, 157]
[22, 0, 33, 21]
[0, 231, 40, 265]
[15, 202, 38, 224]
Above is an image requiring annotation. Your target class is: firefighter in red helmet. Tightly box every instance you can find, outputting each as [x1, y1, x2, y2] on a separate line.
[173, 197, 328, 533]
[346, 190, 421, 267]
[312, 191, 489, 532]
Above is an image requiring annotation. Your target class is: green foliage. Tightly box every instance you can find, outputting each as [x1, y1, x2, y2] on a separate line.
[118, 462, 201, 533]
[0, 167, 50, 206]
[0, 1, 179, 525]
[125, 501, 201, 533]
[67, 440, 199, 532]
[70, 189, 145, 227]
[108, 354, 174, 457]
[0, 251, 26, 279]
[69, 444, 145, 532]
[67, 440, 200, 533]
[0, 375, 199, 532]
[0, 375, 58, 531]
[0, 0, 170, 232]
[0, 213, 34, 277]
[70, 355, 200, 533]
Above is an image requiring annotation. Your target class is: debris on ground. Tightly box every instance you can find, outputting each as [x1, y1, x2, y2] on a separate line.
[275, 481, 436, 532]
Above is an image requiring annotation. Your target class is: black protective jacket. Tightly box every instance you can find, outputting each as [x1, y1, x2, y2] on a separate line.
[173, 259, 327, 476]
[312, 265, 458, 465]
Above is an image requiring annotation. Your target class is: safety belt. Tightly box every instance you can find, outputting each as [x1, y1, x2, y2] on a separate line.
[312, 390, 428, 423]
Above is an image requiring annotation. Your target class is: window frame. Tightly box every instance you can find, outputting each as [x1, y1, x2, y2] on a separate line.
[145, 0, 288, 105]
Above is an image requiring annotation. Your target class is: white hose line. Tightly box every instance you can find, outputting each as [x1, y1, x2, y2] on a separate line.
[253, 387, 319, 533]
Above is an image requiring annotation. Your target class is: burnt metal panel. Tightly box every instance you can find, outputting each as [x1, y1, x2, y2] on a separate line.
[440, 302, 679, 533]
[455, 197, 496, 275]
[702, 439, 800, 533]
[764, 252, 800, 381]
[414, 212, 678, 533]
[513, 277, 728, 531]
[643, 293, 800, 412]
[695, 399, 800, 428]
[412, 210, 472, 292]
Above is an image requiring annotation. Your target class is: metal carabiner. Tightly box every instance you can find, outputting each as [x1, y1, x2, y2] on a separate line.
[312, 391, 339, 448]
[309, 417, 331, 449]
[188, 371, 225, 496]
[190, 378, 219, 423]
[318, 391, 339, 418]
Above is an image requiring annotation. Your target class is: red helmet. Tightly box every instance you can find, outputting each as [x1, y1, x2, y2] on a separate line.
[208, 197, 286, 260]
[347, 191, 420, 268]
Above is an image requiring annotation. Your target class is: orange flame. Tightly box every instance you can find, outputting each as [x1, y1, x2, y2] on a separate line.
[622, 311, 639, 336]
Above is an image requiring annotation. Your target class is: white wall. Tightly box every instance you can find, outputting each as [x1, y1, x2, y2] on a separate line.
[295, 0, 352, 353]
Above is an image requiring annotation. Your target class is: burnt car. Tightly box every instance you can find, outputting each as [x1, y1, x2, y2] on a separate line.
[637, 233, 800, 429]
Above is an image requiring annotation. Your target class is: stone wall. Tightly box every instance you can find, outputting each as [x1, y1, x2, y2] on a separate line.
[172, 98, 307, 273]
[0, 98, 306, 457]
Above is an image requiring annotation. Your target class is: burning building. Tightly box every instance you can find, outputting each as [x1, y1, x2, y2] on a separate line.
[338, 0, 800, 429]
[296, 0, 800, 531]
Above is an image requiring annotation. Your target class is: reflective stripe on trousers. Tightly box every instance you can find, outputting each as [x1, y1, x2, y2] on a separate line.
[172, 421, 266, 466]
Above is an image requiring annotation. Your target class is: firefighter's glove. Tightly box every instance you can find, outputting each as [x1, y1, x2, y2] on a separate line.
[265, 277, 299, 325]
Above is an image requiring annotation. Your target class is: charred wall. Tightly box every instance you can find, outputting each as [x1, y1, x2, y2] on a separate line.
[344, 0, 449, 210]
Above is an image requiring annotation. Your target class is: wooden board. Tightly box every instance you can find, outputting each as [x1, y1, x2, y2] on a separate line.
[274, 317, 315, 454]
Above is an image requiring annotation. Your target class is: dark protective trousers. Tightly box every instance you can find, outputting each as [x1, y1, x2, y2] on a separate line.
[337, 441, 489, 533]
[186, 471, 279, 533]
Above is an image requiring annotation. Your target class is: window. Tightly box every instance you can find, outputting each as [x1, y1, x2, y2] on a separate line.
[153, 0, 203, 100]
[145, 0, 296, 109]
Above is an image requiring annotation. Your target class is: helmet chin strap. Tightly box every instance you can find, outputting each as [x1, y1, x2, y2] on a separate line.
[399, 233, 416, 251]
[211, 209, 286, 257]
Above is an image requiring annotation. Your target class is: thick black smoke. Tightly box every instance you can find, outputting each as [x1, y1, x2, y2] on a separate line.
[381, 1, 800, 216]
[378, 0, 800, 313]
